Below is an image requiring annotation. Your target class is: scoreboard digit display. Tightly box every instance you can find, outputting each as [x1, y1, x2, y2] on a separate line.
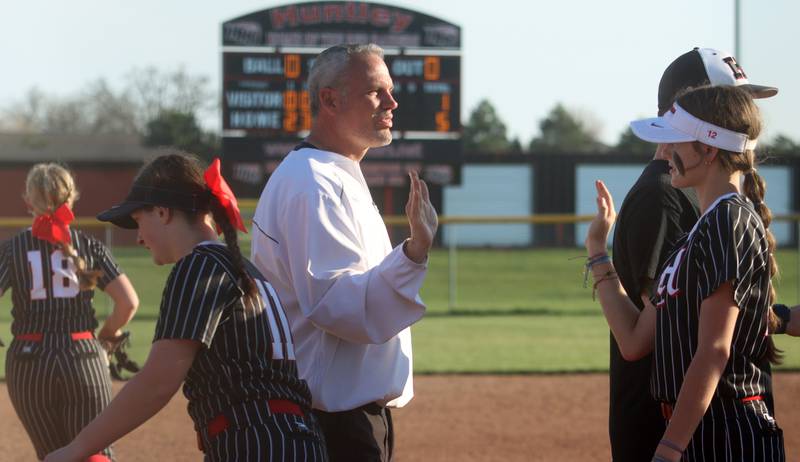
[221, 1, 462, 190]
[222, 52, 460, 136]
[386, 54, 460, 135]
[223, 53, 314, 134]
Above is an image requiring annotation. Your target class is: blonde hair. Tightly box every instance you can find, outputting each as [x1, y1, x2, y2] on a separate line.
[24, 163, 100, 290]
[25, 163, 78, 215]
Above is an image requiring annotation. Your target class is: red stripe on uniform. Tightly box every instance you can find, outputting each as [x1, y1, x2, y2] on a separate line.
[15, 333, 43, 341]
[15, 331, 93, 342]
[86, 454, 112, 462]
[269, 399, 303, 416]
[71, 331, 94, 340]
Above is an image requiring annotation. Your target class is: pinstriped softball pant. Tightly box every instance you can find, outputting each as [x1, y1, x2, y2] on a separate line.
[680, 399, 784, 461]
[198, 412, 328, 462]
[6, 335, 114, 461]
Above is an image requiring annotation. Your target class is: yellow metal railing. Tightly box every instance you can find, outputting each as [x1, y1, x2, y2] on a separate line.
[4, 214, 800, 228]
[5, 213, 800, 310]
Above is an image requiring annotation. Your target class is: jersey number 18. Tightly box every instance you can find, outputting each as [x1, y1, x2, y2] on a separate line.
[27, 250, 80, 300]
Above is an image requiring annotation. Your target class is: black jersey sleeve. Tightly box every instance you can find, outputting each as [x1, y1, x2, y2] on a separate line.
[87, 237, 122, 289]
[695, 202, 767, 308]
[0, 240, 10, 294]
[614, 182, 687, 302]
[153, 252, 240, 347]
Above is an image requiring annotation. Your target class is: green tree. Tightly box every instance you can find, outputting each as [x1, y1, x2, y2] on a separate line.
[764, 134, 800, 156]
[529, 103, 604, 153]
[143, 110, 217, 160]
[462, 99, 513, 153]
[509, 137, 523, 154]
[615, 126, 655, 156]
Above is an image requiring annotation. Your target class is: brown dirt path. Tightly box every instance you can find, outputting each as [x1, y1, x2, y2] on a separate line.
[2, 373, 798, 461]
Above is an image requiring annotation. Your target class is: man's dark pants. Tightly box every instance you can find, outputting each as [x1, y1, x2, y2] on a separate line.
[314, 403, 394, 462]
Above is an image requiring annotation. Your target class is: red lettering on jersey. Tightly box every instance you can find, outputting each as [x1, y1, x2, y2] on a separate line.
[708, 130, 718, 139]
[657, 247, 686, 300]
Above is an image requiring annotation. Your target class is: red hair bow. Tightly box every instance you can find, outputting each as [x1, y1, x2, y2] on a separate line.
[32, 203, 74, 245]
[204, 158, 247, 234]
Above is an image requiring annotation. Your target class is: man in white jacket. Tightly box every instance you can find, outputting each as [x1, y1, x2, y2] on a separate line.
[251, 43, 438, 462]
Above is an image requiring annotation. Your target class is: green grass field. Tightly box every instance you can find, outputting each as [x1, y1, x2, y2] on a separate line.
[3, 247, 800, 376]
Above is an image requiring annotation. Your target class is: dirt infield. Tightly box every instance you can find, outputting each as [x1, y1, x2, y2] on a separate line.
[2, 373, 799, 461]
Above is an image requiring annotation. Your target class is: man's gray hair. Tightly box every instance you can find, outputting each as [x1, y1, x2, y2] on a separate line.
[307, 44, 384, 116]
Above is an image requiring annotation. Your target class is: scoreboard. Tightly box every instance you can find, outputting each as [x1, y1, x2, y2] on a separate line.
[221, 2, 462, 191]
[223, 52, 460, 136]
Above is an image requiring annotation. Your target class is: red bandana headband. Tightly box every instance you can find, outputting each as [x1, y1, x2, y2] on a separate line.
[204, 158, 247, 235]
[32, 203, 74, 245]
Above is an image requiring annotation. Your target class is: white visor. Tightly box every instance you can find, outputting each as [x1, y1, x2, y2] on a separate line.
[630, 103, 757, 153]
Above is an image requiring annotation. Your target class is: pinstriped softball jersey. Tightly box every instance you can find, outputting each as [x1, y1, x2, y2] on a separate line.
[1, 228, 122, 461]
[0, 228, 121, 334]
[652, 193, 784, 460]
[153, 242, 326, 461]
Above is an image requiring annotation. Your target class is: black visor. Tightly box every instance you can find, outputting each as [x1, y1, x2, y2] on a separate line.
[97, 185, 211, 229]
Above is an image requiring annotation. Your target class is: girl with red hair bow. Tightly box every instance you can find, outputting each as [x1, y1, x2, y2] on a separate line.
[2, 162, 138, 461]
[45, 153, 327, 462]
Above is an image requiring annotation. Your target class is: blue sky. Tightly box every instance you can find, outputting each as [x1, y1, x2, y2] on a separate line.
[2, 0, 796, 145]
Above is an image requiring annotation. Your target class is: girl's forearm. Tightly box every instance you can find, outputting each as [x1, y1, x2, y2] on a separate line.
[97, 276, 139, 338]
[592, 261, 655, 360]
[67, 366, 177, 457]
[661, 347, 729, 453]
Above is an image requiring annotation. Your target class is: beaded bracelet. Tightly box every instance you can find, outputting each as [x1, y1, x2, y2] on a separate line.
[587, 254, 611, 267]
[588, 251, 607, 260]
[592, 268, 616, 279]
[592, 272, 618, 300]
[583, 254, 611, 288]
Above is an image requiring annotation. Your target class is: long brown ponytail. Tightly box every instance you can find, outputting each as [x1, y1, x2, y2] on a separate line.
[678, 86, 782, 364]
[209, 200, 257, 300]
[741, 167, 782, 364]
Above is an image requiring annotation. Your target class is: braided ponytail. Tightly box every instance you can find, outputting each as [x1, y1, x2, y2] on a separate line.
[209, 200, 258, 301]
[61, 242, 102, 290]
[743, 166, 782, 364]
